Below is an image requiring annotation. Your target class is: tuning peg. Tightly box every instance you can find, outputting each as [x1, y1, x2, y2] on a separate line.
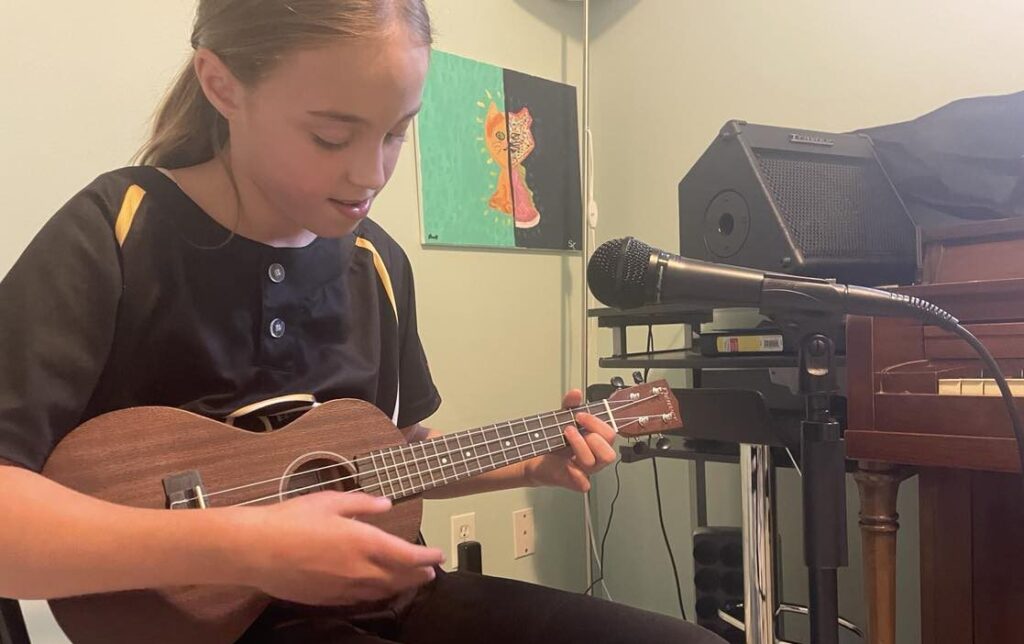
[632, 371, 646, 384]
[656, 436, 672, 450]
[610, 376, 626, 390]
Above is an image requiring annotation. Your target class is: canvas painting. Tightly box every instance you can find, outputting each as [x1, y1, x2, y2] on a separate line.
[417, 51, 582, 251]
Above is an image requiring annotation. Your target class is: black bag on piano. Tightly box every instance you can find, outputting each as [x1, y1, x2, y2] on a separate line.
[857, 90, 1024, 229]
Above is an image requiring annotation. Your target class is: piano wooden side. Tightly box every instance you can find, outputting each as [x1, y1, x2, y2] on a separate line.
[846, 218, 1024, 644]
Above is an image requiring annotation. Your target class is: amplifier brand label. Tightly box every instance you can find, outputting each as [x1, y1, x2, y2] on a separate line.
[789, 133, 835, 147]
[716, 334, 784, 353]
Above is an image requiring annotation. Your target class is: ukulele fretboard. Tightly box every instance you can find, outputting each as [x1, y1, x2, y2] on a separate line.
[357, 404, 608, 499]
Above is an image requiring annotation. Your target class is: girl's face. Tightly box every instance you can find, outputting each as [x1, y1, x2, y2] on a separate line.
[227, 30, 429, 240]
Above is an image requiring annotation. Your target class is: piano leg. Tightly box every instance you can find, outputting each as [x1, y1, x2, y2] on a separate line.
[854, 461, 912, 644]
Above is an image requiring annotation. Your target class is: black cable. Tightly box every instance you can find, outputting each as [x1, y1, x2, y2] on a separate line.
[950, 322, 1024, 477]
[582, 325, 650, 598]
[642, 324, 687, 619]
[905, 297, 1024, 477]
[644, 323, 654, 383]
[583, 459, 623, 596]
[651, 456, 688, 620]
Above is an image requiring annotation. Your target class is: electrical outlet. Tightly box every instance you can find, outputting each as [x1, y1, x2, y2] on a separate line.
[450, 512, 476, 568]
[513, 507, 535, 559]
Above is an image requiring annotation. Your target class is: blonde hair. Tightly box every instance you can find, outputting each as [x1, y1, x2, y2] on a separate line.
[135, 0, 432, 169]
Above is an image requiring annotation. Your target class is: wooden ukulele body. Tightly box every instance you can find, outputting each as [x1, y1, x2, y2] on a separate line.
[43, 399, 419, 644]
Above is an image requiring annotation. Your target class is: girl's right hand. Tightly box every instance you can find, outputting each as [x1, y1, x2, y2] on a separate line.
[233, 491, 445, 606]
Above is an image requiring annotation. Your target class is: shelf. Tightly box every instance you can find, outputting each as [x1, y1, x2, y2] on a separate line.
[589, 303, 714, 328]
[599, 349, 845, 370]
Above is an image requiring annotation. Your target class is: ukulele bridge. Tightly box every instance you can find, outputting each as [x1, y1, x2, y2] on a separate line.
[163, 470, 208, 510]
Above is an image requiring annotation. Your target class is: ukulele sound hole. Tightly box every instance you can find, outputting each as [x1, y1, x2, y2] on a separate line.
[283, 457, 355, 498]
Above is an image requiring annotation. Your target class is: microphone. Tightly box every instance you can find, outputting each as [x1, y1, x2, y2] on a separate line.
[587, 237, 957, 328]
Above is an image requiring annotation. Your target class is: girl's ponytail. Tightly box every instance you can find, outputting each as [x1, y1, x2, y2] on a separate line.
[135, 58, 227, 169]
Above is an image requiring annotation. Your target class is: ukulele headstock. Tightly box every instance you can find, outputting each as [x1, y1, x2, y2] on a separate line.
[604, 379, 682, 438]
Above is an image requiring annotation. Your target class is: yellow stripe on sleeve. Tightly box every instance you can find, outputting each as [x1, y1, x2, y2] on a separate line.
[114, 184, 147, 247]
[354, 237, 399, 323]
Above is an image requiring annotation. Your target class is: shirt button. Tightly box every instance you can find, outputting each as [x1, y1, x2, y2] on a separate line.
[268, 263, 286, 283]
[269, 318, 286, 338]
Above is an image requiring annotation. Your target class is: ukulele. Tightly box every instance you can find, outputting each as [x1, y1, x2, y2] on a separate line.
[42, 380, 682, 644]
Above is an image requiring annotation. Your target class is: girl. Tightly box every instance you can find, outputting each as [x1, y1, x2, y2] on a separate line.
[0, 1, 723, 642]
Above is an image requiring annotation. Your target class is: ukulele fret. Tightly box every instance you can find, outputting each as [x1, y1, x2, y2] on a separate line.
[414, 441, 435, 493]
[454, 433, 476, 477]
[395, 445, 415, 497]
[482, 425, 502, 470]
[369, 452, 393, 498]
[387, 447, 411, 498]
[470, 426, 498, 473]
[423, 438, 439, 484]
[377, 449, 396, 498]
[437, 436, 459, 483]
[514, 417, 537, 459]
[522, 415, 548, 455]
[447, 434, 468, 479]
[551, 410, 575, 451]
[500, 420, 525, 464]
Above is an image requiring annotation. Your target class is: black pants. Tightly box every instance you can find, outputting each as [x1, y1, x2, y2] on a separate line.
[240, 569, 725, 644]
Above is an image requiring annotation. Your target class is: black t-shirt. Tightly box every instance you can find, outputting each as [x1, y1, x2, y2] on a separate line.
[0, 166, 441, 471]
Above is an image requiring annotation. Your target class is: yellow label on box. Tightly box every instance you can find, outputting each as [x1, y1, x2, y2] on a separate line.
[715, 334, 784, 353]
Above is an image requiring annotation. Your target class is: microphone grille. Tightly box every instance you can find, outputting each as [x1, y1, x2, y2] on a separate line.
[587, 237, 654, 308]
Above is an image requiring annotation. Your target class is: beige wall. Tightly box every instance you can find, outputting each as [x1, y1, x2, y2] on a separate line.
[1, 2, 587, 642]
[587, 1, 1024, 642]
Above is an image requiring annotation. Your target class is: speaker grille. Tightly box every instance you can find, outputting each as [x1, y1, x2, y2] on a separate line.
[754, 151, 915, 259]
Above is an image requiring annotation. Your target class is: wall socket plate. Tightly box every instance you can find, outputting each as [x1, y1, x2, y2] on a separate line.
[513, 507, 535, 559]
[450, 512, 476, 568]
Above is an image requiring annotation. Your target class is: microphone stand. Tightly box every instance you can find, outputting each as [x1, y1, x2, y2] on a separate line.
[771, 312, 848, 644]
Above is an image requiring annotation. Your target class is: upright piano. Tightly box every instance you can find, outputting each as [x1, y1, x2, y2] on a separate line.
[846, 218, 1024, 644]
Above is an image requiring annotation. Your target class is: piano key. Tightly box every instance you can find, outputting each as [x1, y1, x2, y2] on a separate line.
[938, 379, 963, 395]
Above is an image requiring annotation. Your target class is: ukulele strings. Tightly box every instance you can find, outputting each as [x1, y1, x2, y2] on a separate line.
[232, 413, 658, 507]
[208, 397, 658, 507]
[221, 395, 663, 505]
[173, 394, 667, 507]
[186, 397, 645, 505]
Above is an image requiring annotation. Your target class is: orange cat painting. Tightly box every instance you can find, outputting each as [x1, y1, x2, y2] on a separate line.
[484, 102, 541, 229]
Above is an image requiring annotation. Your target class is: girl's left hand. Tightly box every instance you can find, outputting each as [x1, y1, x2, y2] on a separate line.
[522, 389, 618, 492]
